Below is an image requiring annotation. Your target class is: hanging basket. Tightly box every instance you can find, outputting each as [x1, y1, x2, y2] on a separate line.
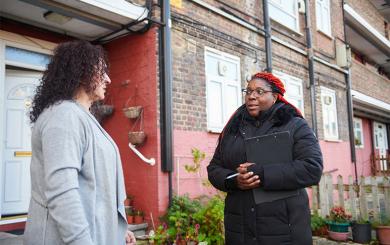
[128, 131, 146, 145]
[91, 98, 114, 123]
[123, 106, 142, 119]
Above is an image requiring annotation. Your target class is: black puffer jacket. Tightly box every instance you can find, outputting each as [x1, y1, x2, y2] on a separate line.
[207, 102, 323, 245]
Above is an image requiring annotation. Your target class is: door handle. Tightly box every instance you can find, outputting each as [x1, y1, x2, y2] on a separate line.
[14, 151, 32, 157]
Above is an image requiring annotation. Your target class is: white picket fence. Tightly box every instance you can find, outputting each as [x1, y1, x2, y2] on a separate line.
[310, 174, 390, 222]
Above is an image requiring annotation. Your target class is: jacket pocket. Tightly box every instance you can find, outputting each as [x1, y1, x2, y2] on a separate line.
[224, 213, 244, 244]
[24, 199, 49, 245]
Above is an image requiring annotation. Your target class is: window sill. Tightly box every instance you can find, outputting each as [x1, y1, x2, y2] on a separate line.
[317, 29, 334, 40]
[270, 19, 303, 37]
[207, 128, 222, 134]
[324, 138, 342, 143]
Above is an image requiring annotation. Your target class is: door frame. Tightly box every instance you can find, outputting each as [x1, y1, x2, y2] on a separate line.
[0, 36, 54, 221]
[373, 121, 389, 171]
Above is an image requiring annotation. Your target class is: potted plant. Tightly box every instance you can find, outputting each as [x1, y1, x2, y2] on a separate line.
[134, 210, 144, 224]
[124, 194, 134, 207]
[326, 206, 351, 241]
[373, 219, 390, 245]
[311, 212, 327, 237]
[185, 224, 200, 245]
[126, 207, 134, 224]
[351, 217, 371, 243]
[123, 105, 142, 119]
[128, 108, 146, 145]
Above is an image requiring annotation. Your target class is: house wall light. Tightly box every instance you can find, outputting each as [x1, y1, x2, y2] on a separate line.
[43, 11, 72, 25]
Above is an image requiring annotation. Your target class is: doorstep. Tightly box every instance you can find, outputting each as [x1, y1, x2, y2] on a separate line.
[313, 236, 364, 245]
[0, 232, 23, 245]
[128, 223, 148, 237]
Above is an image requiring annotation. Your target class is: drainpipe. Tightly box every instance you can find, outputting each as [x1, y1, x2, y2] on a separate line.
[262, 0, 272, 72]
[342, 0, 357, 183]
[345, 70, 358, 181]
[159, 0, 174, 206]
[304, 0, 318, 136]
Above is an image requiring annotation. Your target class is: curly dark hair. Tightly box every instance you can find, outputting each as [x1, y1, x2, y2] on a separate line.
[30, 40, 108, 123]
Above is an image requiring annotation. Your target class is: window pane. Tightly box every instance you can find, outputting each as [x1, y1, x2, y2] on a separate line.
[205, 55, 219, 76]
[208, 80, 223, 126]
[269, 0, 298, 31]
[225, 85, 239, 122]
[5, 46, 51, 68]
[287, 82, 301, 96]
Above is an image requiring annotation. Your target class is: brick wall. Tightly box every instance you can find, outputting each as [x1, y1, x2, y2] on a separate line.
[171, 1, 348, 141]
[351, 59, 390, 104]
[346, 0, 387, 37]
[170, 0, 352, 182]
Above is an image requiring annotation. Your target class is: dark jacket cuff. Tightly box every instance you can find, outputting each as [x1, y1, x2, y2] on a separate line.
[224, 175, 240, 191]
[247, 164, 264, 184]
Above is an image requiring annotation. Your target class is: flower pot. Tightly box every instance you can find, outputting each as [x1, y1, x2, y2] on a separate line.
[127, 215, 134, 224]
[123, 106, 142, 119]
[124, 199, 131, 206]
[327, 221, 349, 232]
[377, 226, 390, 245]
[128, 131, 146, 145]
[352, 223, 371, 243]
[313, 226, 328, 237]
[328, 230, 349, 242]
[134, 215, 144, 224]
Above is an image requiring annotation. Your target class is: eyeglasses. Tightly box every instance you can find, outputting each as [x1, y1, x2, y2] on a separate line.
[242, 88, 273, 97]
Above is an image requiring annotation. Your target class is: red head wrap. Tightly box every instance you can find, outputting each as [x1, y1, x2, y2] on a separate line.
[251, 72, 302, 117]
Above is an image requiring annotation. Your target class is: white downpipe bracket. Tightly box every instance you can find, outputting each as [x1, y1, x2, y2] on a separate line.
[128, 143, 156, 166]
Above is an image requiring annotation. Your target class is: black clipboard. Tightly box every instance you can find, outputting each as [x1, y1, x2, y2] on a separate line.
[245, 131, 299, 204]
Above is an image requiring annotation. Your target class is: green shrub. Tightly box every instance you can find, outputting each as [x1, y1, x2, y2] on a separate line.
[311, 212, 326, 232]
[150, 195, 225, 244]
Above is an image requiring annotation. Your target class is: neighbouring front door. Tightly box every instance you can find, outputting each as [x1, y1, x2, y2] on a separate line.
[1, 69, 41, 215]
[373, 121, 389, 171]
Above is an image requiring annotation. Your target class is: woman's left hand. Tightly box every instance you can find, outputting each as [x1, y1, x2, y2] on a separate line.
[237, 162, 255, 173]
[125, 230, 136, 245]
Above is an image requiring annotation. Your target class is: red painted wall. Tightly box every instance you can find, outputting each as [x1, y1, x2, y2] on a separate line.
[355, 118, 374, 176]
[104, 29, 165, 223]
[0, 18, 73, 43]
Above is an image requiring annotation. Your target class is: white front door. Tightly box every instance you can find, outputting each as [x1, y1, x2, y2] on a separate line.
[373, 122, 389, 171]
[1, 70, 41, 215]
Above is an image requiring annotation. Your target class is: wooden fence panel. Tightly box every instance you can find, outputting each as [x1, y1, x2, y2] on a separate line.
[384, 177, 390, 219]
[312, 185, 318, 213]
[337, 175, 344, 207]
[359, 176, 368, 220]
[348, 176, 357, 219]
[311, 174, 390, 220]
[371, 177, 380, 221]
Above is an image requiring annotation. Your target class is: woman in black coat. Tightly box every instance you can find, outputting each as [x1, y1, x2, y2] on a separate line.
[207, 72, 323, 245]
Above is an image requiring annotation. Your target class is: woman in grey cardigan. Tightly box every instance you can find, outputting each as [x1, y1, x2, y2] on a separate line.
[24, 41, 136, 245]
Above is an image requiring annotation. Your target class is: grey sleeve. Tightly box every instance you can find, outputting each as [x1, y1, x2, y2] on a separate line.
[41, 112, 94, 245]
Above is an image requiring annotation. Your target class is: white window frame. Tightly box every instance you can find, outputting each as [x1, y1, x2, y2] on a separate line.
[353, 117, 364, 148]
[321, 86, 339, 140]
[316, 0, 332, 36]
[204, 47, 241, 133]
[268, 0, 300, 33]
[273, 71, 304, 116]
